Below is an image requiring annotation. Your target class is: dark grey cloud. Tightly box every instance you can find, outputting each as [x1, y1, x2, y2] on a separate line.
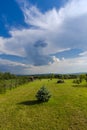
[0, 64, 26, 74]
[34, 40, 47, 48]
[32, 55, 53, 66]
[24, 41, 53, 66]
[0, 0, 87, 74]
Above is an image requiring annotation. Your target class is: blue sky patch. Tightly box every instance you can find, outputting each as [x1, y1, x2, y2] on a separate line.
[51, 49, 83, 59]
[0, 0, 87, 74]
[28, 0, 67, 12]
[0, 0, 27, 37]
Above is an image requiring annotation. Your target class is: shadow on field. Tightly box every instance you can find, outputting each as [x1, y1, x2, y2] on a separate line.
[72, 84, 87, 87]
[18, 100, 42, 106]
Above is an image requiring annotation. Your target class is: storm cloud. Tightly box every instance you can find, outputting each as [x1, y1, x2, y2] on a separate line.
[0, 0, 87, 74]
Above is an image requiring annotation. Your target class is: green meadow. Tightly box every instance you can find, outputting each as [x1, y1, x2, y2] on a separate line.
[0, 79, 87, 130]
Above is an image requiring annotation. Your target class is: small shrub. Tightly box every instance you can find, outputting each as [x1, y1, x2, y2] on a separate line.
[73, 79, 80, 84]
[36, 86, 51, 102]
[57, 80, 64, 83]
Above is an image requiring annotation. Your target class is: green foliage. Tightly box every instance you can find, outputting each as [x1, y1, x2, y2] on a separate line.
[0, 79, 87, 130]
[0, 85, 6, 94]
[57, 79, 64, 83]
[0, 72, 16, 80]
[85, 76, 87, 82]
[36, 86, 51, 102]
[73, 79, 81, 84]
[0, 75, 30, 93]
[79, 74, 86, 83]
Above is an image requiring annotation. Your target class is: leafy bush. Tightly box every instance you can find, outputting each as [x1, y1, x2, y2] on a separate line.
[73, 79, 80, 84]
[36, 86, 51, 102]
[57, 80, 64, 83]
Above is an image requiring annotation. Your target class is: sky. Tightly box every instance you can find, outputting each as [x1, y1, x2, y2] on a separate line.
[0, 0, 87, 74]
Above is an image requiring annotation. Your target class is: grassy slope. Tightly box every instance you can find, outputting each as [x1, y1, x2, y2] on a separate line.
[0, 79, 87, 130]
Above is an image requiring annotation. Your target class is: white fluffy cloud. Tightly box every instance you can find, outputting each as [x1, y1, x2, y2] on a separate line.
[0, 0, 87, 74]
[28, 55, 87, 74]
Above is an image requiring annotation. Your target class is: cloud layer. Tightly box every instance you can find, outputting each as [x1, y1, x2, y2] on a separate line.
[0, 0, 87, 74]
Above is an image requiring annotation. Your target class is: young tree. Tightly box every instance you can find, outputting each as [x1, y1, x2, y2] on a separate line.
[36, 86, 51, 102]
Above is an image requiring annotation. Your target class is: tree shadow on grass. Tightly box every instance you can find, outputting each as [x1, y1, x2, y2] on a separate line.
[18, 100, 42, 106]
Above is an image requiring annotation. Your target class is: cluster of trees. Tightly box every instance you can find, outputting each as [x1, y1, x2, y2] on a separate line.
[0, 72, 16, 80]
[0, 71, 87, 93]
[0, 72, 35, 94]
[30, 74, 78, 80]
[73, 74, 87, 84]
[35, 73, 87, 81]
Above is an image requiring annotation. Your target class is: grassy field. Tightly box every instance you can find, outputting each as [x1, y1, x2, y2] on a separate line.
[0, 79, 87, 130]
